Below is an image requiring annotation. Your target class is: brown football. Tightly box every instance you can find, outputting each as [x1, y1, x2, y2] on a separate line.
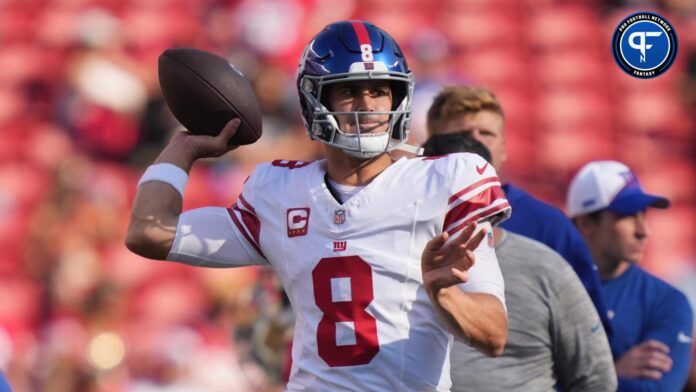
[158, 48, 262, 145]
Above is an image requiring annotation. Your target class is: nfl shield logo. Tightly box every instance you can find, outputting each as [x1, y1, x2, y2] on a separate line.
[334, 209, 347, 225]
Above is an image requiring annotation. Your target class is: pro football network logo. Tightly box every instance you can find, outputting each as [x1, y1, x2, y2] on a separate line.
[612, 12, 677, 78]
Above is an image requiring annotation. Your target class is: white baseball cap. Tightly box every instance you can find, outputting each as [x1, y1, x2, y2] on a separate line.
[567, 160, 670, 218]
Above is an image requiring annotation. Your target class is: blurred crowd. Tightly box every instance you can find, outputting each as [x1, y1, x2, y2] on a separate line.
[1, 0, 695, 390]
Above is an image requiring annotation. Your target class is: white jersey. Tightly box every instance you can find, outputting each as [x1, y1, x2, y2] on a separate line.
[168, 153, 511, 391]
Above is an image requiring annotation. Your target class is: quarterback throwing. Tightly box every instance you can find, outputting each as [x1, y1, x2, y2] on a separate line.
[126, 20, 511, 391]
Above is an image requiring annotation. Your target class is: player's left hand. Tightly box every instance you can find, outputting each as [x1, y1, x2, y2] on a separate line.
[421, 223, 486, 293]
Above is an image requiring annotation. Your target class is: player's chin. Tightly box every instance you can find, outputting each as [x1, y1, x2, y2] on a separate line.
[356, 122, 390, 135]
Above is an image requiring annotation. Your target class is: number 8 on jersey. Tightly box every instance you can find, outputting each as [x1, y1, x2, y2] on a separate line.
[312, 256, 379, 366]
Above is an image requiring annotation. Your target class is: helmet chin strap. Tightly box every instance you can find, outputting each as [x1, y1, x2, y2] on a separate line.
[333, 130, 391, 158]
[343, 150, 383, 159]
[394, 143, 424, 156]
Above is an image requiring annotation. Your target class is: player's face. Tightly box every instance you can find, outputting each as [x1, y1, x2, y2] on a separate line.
[326, 80, 393, 135]
[434, 111, 506, 172]
[585, 210, 650, 264]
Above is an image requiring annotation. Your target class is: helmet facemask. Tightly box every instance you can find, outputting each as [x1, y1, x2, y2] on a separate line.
[299, 70, 414, 159]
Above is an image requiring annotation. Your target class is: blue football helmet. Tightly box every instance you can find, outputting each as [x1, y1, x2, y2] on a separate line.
[296, 20, 414, 158]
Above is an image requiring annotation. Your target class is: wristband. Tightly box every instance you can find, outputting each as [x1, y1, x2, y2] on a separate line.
[137, 163, 189, 196]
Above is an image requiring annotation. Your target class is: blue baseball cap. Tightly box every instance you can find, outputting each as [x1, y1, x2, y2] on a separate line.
[567, 161, 670, 217]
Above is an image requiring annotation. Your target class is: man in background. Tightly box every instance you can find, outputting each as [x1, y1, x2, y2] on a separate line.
[426, 85, 613, 336]
[568, 160, 693, 391]
[424, 133, 616, 391]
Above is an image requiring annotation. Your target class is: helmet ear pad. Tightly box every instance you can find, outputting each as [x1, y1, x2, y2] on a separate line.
[388, 80, 411, 139]
[389, 80, 407, 111]
[318, 84, 335, 113]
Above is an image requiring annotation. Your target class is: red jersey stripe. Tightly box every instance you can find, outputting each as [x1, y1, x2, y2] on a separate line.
[226, 206, 267, 260]
[448, 177, 500, 205]
[443, 186, 506, 230]
[238, 206, 261, 244]
[238, 194, 256, 214]
[446, 202, 511, 236]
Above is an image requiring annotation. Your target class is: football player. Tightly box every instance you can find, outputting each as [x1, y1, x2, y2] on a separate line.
[126, 21, 511, 391]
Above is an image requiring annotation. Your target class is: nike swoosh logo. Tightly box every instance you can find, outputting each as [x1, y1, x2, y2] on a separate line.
[678, 332, 692, 343]
[476, 163, 488, 175]
[591, 324, 601, 333]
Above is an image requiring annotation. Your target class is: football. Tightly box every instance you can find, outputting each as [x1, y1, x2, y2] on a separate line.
[158, 48, 262, 145]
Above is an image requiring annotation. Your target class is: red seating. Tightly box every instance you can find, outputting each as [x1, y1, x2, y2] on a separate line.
[0, 1, 694, 389]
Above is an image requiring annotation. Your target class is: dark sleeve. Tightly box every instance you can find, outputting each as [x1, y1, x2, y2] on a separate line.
[618, 289, 693, 391]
